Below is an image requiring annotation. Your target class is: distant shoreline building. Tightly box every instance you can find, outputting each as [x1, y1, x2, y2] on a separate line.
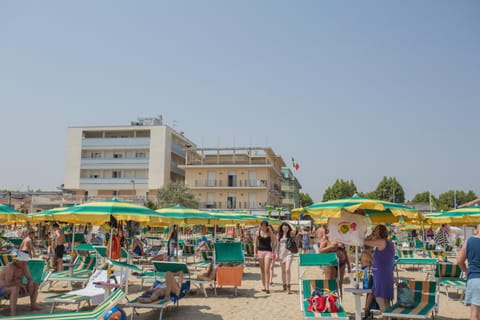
[63, 116, 195, 203]
[180, 147, 300, 214]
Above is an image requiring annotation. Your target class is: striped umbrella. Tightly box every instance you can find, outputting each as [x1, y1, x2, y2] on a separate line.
[28, 206, 71, 223]
[426, 206, 480, 226]
[48, 199, 157, 225]
[154, 205, 215, 225]
[299, 195, 424, 223]
[0, 204, 28, 224]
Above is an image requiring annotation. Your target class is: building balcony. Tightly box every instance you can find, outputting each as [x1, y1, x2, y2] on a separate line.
[82, 137, 150, 150]
[199, 201, 264, 210]
[171, 143, 186, 157]
[81, 158, 149, 169]
[170, 161, 185, 176]
[190, 179, 268, 189]
[79, 178, 148, 190]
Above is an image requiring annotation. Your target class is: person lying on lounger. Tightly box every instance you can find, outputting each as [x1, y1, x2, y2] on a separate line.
[138, 270, 183, 303]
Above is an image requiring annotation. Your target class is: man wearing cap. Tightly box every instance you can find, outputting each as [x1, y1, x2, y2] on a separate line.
[0, 252, 40, 316]
[52, 223, 66, 272]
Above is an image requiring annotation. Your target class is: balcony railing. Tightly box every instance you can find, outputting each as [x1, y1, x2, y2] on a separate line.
[192, 180, 268, 188]
[82, 137, 150, 149]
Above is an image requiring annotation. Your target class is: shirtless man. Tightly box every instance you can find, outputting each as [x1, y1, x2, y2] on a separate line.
[19, 230, 36, 258]
[52, 223, 66, 272]
[138, 271, 183, 303]
[0, 252, 40, 316]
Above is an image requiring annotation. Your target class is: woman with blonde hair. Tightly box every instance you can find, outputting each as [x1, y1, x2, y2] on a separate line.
[254, 220, 275, 294]
[317, 232, 351, 298]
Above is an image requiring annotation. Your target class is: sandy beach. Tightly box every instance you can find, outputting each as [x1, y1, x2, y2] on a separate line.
[1, 257, 470, 320]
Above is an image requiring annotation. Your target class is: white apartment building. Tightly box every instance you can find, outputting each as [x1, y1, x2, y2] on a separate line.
[63, 116, 195, 203]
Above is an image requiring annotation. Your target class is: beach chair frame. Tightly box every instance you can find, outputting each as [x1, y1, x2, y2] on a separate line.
[1, 288, 125, 320]
[298, 253, 348, 319]
[213, 242, 245, 296]
[126, 261, 192, 320]
[382, 280, 438, 319]
[435, 262, 466, 301]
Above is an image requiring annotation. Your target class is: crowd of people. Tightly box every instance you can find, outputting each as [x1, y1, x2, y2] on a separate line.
[2, 219, 480, 319]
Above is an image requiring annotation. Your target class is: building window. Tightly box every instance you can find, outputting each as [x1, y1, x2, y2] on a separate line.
[135, 152, 146, 158]
[89, 174, 99, 179]
[112, 171, 122, 178]
[227, 195, 236, 209]
[91, 152, 101, 158]
[113, 153, 123, 159]
[228, 171, 237, 187]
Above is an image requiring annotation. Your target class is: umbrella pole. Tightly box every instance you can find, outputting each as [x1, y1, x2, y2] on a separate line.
[355, 245, 359, 289]
[108, 228, 113, 259]
[71, 224, 75, 254]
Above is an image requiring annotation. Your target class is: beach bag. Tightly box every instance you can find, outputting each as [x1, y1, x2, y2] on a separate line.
[286, 237, 298, 253]
[397, 282, 414, 308]
[307, 288, 339, 313]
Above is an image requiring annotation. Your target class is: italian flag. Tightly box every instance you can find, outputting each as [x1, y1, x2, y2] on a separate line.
[292, 157, 299, 171]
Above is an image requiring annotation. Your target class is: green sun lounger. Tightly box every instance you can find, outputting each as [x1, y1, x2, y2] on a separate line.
[44, 269, 127, 313]
[41, 255, 97, 290]
[2, 288, 125, 320]
[435, 262, 466, 300]
[383, 280, 437, 319]
[301, 279, 349, 319]
[127, 261, 192, 320]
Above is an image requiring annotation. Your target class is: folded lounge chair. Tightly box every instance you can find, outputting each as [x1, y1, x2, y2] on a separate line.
[382, 280, 438, 319]
[1, 288, 125, 320]
[126, 261, 191, 320]
[213, 242, 244, 296]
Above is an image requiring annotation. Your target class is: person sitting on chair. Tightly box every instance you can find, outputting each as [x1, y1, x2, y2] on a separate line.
[138, 271, 183, 303]
[195, 236, 211, 257]
[132, 235, 144, 256]
[0, 252, 40, 316]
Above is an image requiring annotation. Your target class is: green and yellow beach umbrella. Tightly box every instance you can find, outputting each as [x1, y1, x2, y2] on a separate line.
[296, 195, 424, 223]
[48, 199, 157, 225]
[425, 206, 480, 226]
[154, 205, 215, 225]
[0, 204, 27, 224]
[28, 206, 71, 223]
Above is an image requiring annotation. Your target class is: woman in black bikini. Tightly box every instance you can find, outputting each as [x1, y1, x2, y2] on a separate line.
[254, 221, 275, 294]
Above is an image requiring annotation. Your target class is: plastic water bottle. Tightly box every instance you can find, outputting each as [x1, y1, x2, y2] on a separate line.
[362, 269, 369, 289]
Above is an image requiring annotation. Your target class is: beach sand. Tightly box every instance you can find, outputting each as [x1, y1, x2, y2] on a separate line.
[1, 258, 469, 319]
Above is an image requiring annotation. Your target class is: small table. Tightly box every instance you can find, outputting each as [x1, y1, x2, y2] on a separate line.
[94, 281, 122, 299]
[344, 287, 371, 320]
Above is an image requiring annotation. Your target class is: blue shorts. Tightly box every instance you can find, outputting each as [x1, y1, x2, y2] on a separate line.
[465, 278, 480, 306]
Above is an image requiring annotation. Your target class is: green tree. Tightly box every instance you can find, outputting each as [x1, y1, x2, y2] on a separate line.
[144, 200, 158, 210]
[156, 182, 200, 209]
[299, 192, 314, 207]
[323, 179, 357, 201]
[411, 191, 437, 206]
[372, 176, 405, 203]
[437, 190, 477, 211]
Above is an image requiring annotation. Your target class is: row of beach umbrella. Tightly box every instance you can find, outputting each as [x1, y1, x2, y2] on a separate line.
[1, 200, 282, 227]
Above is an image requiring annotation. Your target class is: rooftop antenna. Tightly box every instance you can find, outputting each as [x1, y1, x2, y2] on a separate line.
[173, 120, 178, 129]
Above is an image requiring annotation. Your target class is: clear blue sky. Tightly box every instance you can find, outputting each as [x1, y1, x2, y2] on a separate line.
[1, 1, 479, 202]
